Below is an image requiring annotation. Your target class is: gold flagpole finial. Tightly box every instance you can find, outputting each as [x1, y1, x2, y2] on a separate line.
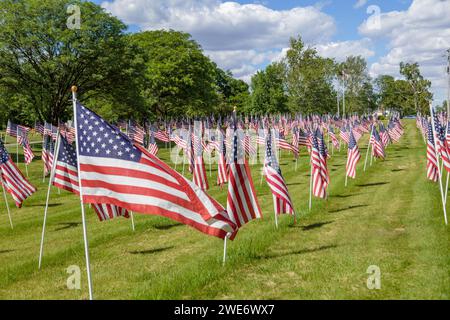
[233, 106, 237, 113]
[71, 86, 78, 93]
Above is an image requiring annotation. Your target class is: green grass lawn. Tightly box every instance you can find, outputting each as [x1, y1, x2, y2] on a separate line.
[0, 119, 448, 300]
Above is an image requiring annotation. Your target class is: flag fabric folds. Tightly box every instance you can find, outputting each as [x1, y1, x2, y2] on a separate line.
[345, 130, 361, 179]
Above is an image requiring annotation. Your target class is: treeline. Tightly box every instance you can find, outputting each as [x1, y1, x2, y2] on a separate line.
[0, 0, 435, 127]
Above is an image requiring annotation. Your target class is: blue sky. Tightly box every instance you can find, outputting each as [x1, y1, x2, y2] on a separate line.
[94, 0, 449, 105]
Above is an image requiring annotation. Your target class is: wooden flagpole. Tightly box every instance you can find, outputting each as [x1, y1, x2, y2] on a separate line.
[71, 86, 94, 299]
[38, 133, 61, 269]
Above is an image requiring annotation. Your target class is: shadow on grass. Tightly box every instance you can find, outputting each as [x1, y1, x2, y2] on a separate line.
[331, 193, 364, 198]
[391, 169, 405, 172]
[329, 204, 368, 213]
[299, 221, 334, 231]
[29, 203, 62, 208]
[0, 249, 15, 254]
[286, 182, 304, 186]
[129, 246, 174, 255]
[356, 182, 389, 187]
[54, 222, 82, 231]
[154, 223, 183, 230]
[255, 244, 337, 260]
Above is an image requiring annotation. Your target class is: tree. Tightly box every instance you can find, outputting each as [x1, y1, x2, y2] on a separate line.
[214, 67, 250, 114]
[0, 0, 137, 124]
[399, 62, 433, 114]
[284, 36, 336, 114]
[248, 62, 288, 115]
[129, 30, 219, 119]
[336, 56, 374, 114]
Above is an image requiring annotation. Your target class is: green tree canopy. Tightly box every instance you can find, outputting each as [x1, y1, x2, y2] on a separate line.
[0, 0, 137, 124]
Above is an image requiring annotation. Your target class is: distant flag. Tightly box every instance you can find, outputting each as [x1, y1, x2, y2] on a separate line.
[226, 111, 262, 228]
[379, 123, 390, 147]
[217, 128, 228, 187]
[264, 129, 295, 215]
[345, 130, 361, 179]
[42, 135, 55, 176]
[74, 103, 236, 239]
[35, 122, 45, 135]
[433, 113, 450, 173]
[310, 131, 327, 198]
[0, 139, 36, 207]
[328, 126, 340, 149]
[148, 130, 159, 156]
[370, 127, 385, 159]
[426, 121, 439, 182]
[18, 131, 35, 165]
[192, 122, 209, 190]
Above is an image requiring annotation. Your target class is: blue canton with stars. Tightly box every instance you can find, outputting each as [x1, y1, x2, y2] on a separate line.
[58, 136, 78, 168]
[76, 102, 141, 162]
[0, 139, 10, 164]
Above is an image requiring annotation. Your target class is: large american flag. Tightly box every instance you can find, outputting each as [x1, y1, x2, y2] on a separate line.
[74, 103, 236, 239]
[345, 130, 361, 179]
[226, 115, 262, 228]
[426, 120, 439, 182]
[0, 139, 36, 207]
[52, 134, 130, 221]
[264, 129, 295, 215]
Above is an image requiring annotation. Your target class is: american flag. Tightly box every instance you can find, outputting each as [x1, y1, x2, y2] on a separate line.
[264, 129, 295, 215]
[52, 134, 130, 221]
[426, 121, 439, 182]
[217, 128, 228, 187]
[127, 121, 145, 145]
[226, 114, 262, 228]
[154, 128, 170, 143]
[310, 131, 327, 198]
[42, 135, 55, 176]
[433, 113, 450, 173]
[74, 103, 236, 239]
[339, 125, 350, 144]
[345, 130, 361, 179]
[148, 131, 159, 156]
[6, 120, 30, 138]
[35, 122, 45, 135]
[316, 129, 330, 188]
[0, 139, 36, 207]
[328, 126, 340, 149]
[185, 127, 195, 173]
[43, 122, 53, 136]
[192, 122, 209, 190]
[370, 127, 385, 159]
[387, 120, 401, 143]
[379, 123, 390, 147]
[18, 131, 35, 164]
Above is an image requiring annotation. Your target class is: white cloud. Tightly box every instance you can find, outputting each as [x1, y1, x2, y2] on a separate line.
[359, 0, 450, 104]
[102, 0, 336, 82]
[354, 0, 368, 9]
[315, 38, 375, 62]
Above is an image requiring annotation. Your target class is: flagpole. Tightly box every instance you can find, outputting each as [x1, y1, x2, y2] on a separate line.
[273, 196, 278, 229]
[222, 233, 231, 266]
[363, 125, 374, 172]
[71, 86, 94, 299]
[130, 211, 135, 231]
[42, 131, 46, 183]
[38, 133, 61, 269]
[0, 174, 13, 229]
[429, 104, 448, 225]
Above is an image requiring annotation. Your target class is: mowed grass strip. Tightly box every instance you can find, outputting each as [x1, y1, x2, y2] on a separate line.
[0, 120, 448, 299]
